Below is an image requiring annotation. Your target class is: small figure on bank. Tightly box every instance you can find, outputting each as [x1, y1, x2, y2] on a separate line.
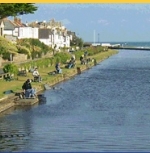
[32, 68, 42, 82]
[84, 51, 88, 59]
[80, 55, 86, 65]
[22, 79, 36, 98]
[66, 58, 76, 69]
[55, 63, 62, 74]
[71, 53, 76, 61]
[4, 74, 13, 81]
[93, 58, 97, 66]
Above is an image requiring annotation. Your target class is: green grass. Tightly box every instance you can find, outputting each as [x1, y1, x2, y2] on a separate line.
[0, 49, 118, 100]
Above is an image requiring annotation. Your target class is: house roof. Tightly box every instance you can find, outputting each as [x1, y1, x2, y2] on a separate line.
[67, 31, 76, 36]
[3, 19, 16, 30]
[38, 29, 53, 39]
[1, 18, 26, 30]
[13, 22, 26, 27]
[28, 22, 40, 28]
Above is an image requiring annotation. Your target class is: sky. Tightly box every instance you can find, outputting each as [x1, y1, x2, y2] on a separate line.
[14, 4, 150, 43]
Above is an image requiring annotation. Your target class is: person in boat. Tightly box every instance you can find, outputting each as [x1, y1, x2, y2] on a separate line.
[22, 79, 36, 98]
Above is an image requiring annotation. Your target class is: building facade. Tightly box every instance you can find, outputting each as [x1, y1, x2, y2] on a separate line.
[1, 18, 75, 50]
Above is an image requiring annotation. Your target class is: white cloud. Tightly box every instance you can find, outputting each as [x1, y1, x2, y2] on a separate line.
[98, 19, 109, 25]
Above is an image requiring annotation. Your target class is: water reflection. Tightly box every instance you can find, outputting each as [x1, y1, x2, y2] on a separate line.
[0, 105, 38, 151]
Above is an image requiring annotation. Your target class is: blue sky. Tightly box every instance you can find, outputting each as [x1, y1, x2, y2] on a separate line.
[17, 4, 150, 42]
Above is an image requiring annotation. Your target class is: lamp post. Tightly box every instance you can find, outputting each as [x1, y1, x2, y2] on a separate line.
[98, 33, 100, 43]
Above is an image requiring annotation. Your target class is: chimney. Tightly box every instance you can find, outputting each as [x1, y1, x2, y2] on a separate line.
[26, 21, 28, 26]
[14, 17, 17, 23]
[18, 18, 21, 24]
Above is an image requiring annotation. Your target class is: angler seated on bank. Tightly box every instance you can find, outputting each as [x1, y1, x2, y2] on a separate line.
[65, 58, 76, 69]
[22, 79, 36, 99]
[48, 63, 62, 75]
[55, 63, 62, 74]
[32, 68, 42, 82]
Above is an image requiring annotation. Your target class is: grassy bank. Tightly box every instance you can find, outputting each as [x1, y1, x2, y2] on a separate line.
[0, 49, 118, 101]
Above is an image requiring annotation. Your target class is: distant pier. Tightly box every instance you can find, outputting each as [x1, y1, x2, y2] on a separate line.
[84, 42, 150, 51]
[108, 46, 150, 51]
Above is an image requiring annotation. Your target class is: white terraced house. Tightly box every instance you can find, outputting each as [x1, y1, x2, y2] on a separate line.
[0, 18, 73, 50]
[29, 19, 71, 50]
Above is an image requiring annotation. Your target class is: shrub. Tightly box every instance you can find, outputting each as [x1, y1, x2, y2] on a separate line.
[54, 52, 71, 64]
[17, 45, 31, 57]
[74, 50, 84, 60]
[3, 63, 18, 76]
[17, 38, 52, 58]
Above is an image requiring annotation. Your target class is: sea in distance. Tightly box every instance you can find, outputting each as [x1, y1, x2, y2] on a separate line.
[91, 41, 150, 48]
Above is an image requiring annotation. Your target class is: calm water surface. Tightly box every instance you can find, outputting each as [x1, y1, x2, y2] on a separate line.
[1, 50, 150, 151]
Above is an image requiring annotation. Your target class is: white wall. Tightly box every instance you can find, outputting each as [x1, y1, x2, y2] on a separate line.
[18, 27, 38, 39]
[32, 28, 38, 39]
[3, 30, 13, 35]
[53, 33, 70, 49]
[39, 38, 52, 47]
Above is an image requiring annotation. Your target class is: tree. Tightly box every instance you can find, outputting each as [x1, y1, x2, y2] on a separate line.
[77, 38, 84, 49]
[70, 36, 84, 49]
[0, 3, 37, 19]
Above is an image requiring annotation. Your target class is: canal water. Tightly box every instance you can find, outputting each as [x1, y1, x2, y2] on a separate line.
[1, 50, 150, 152]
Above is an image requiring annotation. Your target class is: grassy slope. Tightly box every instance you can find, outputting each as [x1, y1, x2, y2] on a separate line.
[0, 49, 118, 100]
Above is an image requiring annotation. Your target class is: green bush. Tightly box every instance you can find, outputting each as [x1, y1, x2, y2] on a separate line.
[17, 45, 31, 57]
[3, 63, 18, 76]
[50, 57, 55, 66]
[17, 38, 52, 58]
[74, 50, 84, 60]
[54, 52, 71, 64]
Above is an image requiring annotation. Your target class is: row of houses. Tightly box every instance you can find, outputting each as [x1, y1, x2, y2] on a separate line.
[0, 17, 76, 50]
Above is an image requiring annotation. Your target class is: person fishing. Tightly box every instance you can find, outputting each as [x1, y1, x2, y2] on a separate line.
[22, 79, 36, 98]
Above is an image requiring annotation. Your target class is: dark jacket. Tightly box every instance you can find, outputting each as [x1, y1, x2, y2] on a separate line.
[22, 80, 32, 90]
[55, 63, 60, 70]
